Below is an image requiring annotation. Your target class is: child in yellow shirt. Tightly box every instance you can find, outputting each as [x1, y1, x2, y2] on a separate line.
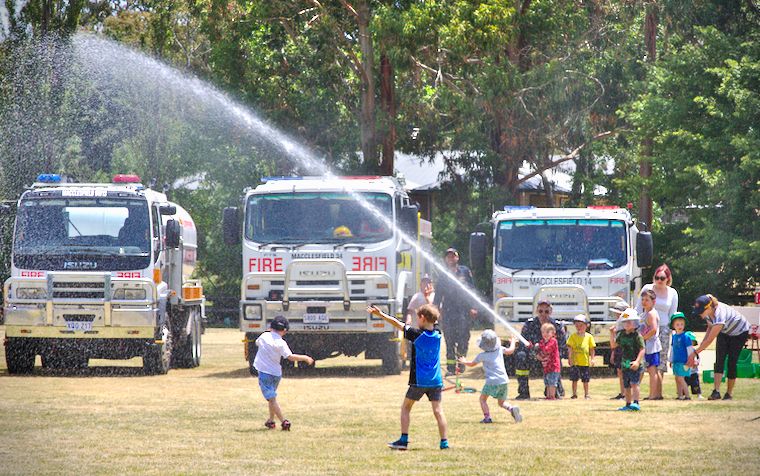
[567, 314, 596, 399]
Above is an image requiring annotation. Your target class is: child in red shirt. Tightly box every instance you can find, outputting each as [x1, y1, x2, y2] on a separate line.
[537, 322, 561, 400]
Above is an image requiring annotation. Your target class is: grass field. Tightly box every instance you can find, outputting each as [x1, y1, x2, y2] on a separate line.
[1, 327, 759, 475]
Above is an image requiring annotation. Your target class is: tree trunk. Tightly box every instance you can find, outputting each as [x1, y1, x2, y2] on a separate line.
[540, 171, 555, 207]
[639, 2, 658, 229]
[357, 1, 377, 171]
[379, 52, 396, 176]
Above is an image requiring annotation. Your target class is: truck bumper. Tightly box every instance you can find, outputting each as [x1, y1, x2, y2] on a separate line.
[239, 299, 396, 333]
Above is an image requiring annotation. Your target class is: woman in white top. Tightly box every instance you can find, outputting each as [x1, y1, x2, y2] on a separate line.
[635, 264, 679, 377]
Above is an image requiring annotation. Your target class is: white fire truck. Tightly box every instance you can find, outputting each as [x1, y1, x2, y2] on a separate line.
[470, 206, 653, 362]
[223, 176, 431, 374]
[2, 174, 204, 374]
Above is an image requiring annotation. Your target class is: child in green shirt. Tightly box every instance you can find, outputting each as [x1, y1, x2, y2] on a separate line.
[609, 309, 645, 411]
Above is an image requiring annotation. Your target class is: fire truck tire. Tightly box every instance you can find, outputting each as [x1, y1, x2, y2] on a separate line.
[172, 309, 202, 369]
[5, 338, 35, 374]
[247, 339, 258, 376]
[381, 338, 401, 375]
[143, 323, 172, 375]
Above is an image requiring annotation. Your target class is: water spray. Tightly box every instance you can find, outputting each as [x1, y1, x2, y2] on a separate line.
[71, 34, 530, 346]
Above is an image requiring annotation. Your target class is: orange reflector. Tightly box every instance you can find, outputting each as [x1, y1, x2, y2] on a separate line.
[20, 329, 31, 334]
[153, 268, 162, 284]
[376, 283, 389, 289]
[248, 324, 260, 329]
[372, 323, 384, 328]
[127, 330, 140, 335]
[182, 286, 203, 300]
[247, 284, 260, 290]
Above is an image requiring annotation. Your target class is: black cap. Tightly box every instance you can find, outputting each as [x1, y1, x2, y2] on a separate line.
[691, 295, 712, 317]
[445, 247, 459, 256]
[270, 315, 290, 331]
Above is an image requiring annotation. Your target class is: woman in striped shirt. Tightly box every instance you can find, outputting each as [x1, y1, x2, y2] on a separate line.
[688, 294, 750, 400]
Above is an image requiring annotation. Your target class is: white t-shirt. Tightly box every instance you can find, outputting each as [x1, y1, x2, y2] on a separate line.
[474, 347, 509, 386]
[635, 284, 678, 329]
[708, 304, 750, 336]
[253, 331, 293, 377]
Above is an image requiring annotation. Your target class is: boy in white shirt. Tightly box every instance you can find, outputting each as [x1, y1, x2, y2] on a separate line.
[254, 315, 314, 431]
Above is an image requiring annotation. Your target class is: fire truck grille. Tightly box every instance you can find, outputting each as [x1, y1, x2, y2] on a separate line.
[52, 281, 106, 299]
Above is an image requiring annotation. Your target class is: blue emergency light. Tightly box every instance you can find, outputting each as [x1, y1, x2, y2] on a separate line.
[260, 176, 304, 183]
[503, 205, 535, 211]
[36, 174, 62, 183]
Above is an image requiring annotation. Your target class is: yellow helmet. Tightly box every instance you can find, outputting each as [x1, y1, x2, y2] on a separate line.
[333, 226, 353, 238]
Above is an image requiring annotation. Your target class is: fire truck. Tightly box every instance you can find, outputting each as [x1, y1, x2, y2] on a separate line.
[469, 206, 653, 363]
[2, 174, 204, 374]
[223, 176, 431, 374]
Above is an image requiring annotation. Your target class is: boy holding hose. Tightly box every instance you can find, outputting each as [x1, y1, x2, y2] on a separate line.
[367, 304, 449, 450]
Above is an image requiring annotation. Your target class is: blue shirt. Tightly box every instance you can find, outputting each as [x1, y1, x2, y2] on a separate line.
[671, 332, 691, 364]
[405, 325, 443, 388]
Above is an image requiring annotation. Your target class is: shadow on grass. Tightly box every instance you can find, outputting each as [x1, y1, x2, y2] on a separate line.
[205, 364, 388, 379]
[0, 366, 146, 378]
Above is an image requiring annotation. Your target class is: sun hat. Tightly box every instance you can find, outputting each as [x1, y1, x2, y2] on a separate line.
[420, 274, 432, 285]
[573, 314, 589, 324]
[445, 247, 459, 256]
[609, 300, 628, 315]
[270, 315, 290, 331]
[685, 331, 698, 345]
[478, 329, 500, 352]
[619, 308, 639, 323]
[669, 312, 687, 329]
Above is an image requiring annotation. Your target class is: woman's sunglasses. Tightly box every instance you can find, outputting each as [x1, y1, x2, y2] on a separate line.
[654, 275, 667, 281]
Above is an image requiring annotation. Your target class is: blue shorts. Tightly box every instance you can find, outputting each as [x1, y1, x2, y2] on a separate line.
[622, 368, 641, 389]
[544, 371, 561, 388]
[672, 363, 692, 377]
[645, 352, 660, 368]
[258, 372, 281, 400]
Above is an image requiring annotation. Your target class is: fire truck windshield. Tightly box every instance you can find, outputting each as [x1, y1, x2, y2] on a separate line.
[496, 219, 627, 270]
[245, 192, 393, 244]
[13, 197, 151, 270]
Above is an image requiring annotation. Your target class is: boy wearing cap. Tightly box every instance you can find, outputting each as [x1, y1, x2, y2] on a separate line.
[567, 314, 596, 399]
[253, 316, 314, 431]
[608, 301, 629, 400]
[668, 312, 692, 400]
[609, 309, 645, 411]
[367, 303, 450, 450]
[458, 330, 523, 424]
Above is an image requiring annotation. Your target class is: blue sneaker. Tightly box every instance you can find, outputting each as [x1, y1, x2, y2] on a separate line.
[480, 417, 493, 424]
[440, 439, 449, 450]
[629, 402, 641, 411]
[388, 438, 408, 450]
[618, 404, 632, 411]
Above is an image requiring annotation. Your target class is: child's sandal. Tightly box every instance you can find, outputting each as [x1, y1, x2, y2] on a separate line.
[281, 419, 291, 431]
[264, 420, 276, 429]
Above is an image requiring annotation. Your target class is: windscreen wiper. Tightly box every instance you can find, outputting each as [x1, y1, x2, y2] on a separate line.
[333, 242, 366, 251]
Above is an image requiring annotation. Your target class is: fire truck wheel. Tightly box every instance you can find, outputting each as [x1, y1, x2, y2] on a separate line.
[5, 338, 35, 374]
[247, 339, 258, 376]
[172, 309, 202, 369]
[143, 323, 172, 375]
[381, 338, 402, 375]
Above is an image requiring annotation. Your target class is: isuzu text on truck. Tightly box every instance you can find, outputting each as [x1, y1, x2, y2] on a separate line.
[223, 176, 431, 374]
[469, 206, 653, 363]
[2, 174, 204, 374]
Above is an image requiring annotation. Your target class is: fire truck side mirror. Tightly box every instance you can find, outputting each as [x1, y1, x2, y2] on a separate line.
[636, 230, 653, 268]
[399, 205, 419, 236]
[159, 205, 176, 215]
[469, 232, 487, 273]
[222, 207, 240, 245]
[165, 219, 181, 249]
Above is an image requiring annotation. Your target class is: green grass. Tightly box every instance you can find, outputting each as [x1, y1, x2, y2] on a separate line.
[1, 327, 759, 475]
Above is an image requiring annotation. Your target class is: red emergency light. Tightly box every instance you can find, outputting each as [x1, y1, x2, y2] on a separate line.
[113, 174, 142, 183]
[587, 206, 620, 210]
[340, 176, 382, 180]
